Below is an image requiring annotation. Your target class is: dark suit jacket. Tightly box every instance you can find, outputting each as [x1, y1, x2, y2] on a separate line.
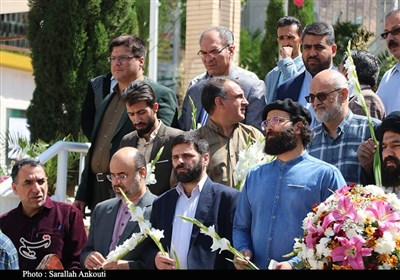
[275, 71, 306, 102]
[81, 73, 113, 139]
[141, 177, 240, 269]
[76, 78, 179, 209]
[80, 190, 156, 269]
[120, 123, 183, 195]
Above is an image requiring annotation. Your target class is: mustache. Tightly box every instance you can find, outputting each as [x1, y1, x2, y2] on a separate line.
[389, 40, 400, 48]
[384, 156, 400, 165]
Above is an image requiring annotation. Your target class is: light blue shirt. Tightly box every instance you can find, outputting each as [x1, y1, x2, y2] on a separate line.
[377, 62, 400, 114]
[264, 55, 304, 103]
[232, 151, 345, 269]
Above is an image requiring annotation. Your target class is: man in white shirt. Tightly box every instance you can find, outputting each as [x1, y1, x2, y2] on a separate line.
[377, 9, 400, 114]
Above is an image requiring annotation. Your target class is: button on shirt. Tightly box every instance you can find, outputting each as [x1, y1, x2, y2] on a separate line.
[377, 62, 400, 114]
[233, 151, 346, 269]
[109, 201, 132, 252]
[170, 176, 206, 269]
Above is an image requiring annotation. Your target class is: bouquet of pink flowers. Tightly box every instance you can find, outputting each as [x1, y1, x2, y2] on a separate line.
[289, 184, 400, 270]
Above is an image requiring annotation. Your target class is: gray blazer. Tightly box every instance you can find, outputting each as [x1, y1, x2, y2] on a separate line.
[178, 66, 266, 131]
[120, 122, 182, 195]
[80, 190, 156, 269]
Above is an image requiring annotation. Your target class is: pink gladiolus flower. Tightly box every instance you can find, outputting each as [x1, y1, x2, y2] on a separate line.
[331, 236, 373, 269]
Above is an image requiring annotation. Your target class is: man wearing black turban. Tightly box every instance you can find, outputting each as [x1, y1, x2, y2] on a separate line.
[358, 111, 400, 196]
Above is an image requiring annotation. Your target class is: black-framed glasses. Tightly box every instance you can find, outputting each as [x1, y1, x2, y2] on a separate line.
[381, 27, 400, 39]
[261, 116, 291, 131]
[305, 88, 342, 103]
[107, 55, 135, 63]
[197, 44, 230, 58]
[106, 173, 128, 182]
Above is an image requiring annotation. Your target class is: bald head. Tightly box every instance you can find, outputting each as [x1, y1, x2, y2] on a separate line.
[109, 147, 147, 201]
[311, 69, 348, 91]
[309, 69, 349, 125]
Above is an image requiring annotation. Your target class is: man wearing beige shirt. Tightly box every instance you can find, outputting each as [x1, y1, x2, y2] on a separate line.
[74, 35, 178, 215]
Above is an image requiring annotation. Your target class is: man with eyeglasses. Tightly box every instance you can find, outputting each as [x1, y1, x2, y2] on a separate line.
[233, 98, 345, 269]
[264, 16, 304, 104]
[377, 10, 400, 115]
[178, 26, 266, 132]
[276, 22, 337, 128]
[81, 147, 156, 270]
[0, 158, 87, 270]
[75, 35, 178, 216]
[306, 69, 381, 185]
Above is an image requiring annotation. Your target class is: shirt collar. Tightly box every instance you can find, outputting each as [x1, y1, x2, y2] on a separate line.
[175, 174, 207, 197]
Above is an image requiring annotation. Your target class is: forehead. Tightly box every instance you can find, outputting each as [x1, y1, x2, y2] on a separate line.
[302, 34, 329, 45]
[277, 24, 299, 36]
[224, 81, 243, 94]
[383, 130, 400, 142]
[266, 109, 290, 119]
[172, 143, 197, 154]
[18, 165, 45, 178]
[200, 30, 223, 45]
[126, 101, 150, 111]
[385, 12, 400, 29]
[111, 45, 132, 54]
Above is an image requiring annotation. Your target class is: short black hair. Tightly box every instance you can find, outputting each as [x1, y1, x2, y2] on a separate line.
[109, 35, 146, 58]
[122, 81, 156, 108]
[11, 158, 43, 182]
[172, 131, 210, 156]
[302, 22, 335, 45]
[277, 16, 302, 35]
[342, 50, 380, 87]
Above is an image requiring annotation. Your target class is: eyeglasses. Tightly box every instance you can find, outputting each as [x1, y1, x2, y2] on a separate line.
[107, 55, 136, 63]
[197, 44, 230, 58]
[106, 173, 128, 182]
[305, 88, 342, 103]
[381, 27, 400, 39]
[261, 116, 291, 131]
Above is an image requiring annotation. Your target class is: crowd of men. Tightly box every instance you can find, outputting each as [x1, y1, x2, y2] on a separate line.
[1, 9, 400, 270]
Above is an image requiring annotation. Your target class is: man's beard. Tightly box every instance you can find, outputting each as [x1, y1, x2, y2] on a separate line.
[174, 159, 203, 183]
[305, 56, 332, 77]
[315, 95, 343, 124]
[264, 126, 298, 155]
[382, 156, 400, 188]
[136, 117, 155, 137]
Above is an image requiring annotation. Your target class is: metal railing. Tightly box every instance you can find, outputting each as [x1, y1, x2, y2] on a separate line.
[0, 141, 90, 215]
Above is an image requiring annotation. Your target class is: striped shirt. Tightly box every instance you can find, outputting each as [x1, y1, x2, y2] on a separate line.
[0, 230, 19, 269]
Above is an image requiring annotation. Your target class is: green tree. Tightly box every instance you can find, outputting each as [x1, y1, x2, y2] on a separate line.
[26, 0, 138, 143]
[239, 28, 263, 79]
[260, 0, 285, 77]
[333, 20, 374, 66]
[288, 0, 314, 26]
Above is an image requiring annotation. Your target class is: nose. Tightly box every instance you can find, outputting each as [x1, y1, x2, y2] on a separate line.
[383, 147, 395, 159]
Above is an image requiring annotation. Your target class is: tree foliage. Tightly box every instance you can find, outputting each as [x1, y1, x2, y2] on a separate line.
[333, 20, 374, 67]
[377, 49, 397, 84]
[288, 0, 314, 26]
[259, 0, 285, 78]
[239, 28, 263, 79]
[26, 0, 138, 143]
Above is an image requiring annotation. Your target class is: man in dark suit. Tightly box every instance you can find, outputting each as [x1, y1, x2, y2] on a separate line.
[141, 132, 240, 269]
[74, 35, 178, 215]
[80, 147, 156, 270]
[80, 72, 115, 139]
[276, 22, 337, 127]
[120, 81, 182, 195]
